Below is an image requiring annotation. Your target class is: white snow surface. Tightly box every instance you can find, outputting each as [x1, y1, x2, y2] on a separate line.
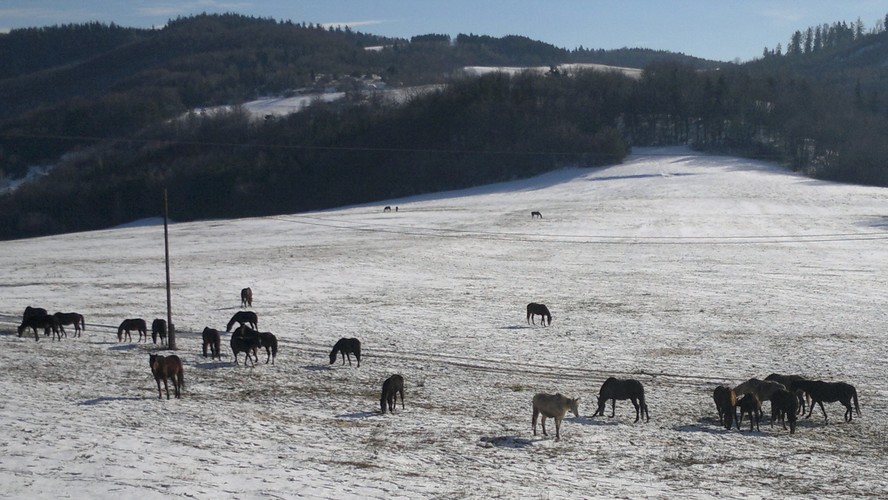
[2, 147, 888, 499]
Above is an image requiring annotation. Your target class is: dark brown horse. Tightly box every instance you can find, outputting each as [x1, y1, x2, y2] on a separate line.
[380, 374, 405, 414]
[53, 312, 85, 338]
[594, 377, 650, 423]
[202, 327, 222, 360]
[22, 306, 47, 322]
[241, 287, 253, 308]
[765, 373, 810, 415]
[151, 319, 167, 345]
[795, 380, 860, 423]
[737, 393, 761, 431]
[118, 318, 147, 343]
[257, 331, 278, 365]
[149, 353, 184, 399]
[230, 326, 260, 366]
[17, 313, 60, 341]
[769, 388, 798, 434]
[226, 311, 258, 332]
[712, 385, 738, 430]
[526, 303, 552, 326]
[531, 211, 542, 218]
[329, 338, 361, 367]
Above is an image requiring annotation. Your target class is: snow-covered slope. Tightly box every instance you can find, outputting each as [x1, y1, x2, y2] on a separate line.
[1, 147, 886, 498]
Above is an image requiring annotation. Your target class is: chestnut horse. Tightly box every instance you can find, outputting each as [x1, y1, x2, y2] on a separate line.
[149, 353, 184, 399]
[202, 327, 222, 360]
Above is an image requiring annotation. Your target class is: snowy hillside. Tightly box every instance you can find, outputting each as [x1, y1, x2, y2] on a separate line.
[1, 147, 887, 499]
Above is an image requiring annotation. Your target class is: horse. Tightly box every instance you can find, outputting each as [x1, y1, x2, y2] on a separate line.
[257, 331, 278, 365]
[380, 374, 405, 414]
[712, 385, 738, 430]
[53, 312, 84, 338]
[532, 392, 579, 441]
[531, 211, 542, 218]
[593, 377, 650, 423]
[230, 326, 260, 366]
[17, 314, 60, 341]
[149, 353, 184, 399]
[769, 388, 799, 434]
[151, 319, 167, 345]
[733, 378, 786, 418]
[765, 373, 810, 415]
[737, 393, 761, 431]
[383, 206, 391, 212]
[241, 287, 253, 308]
[794, 380, 860, 423]
[329, 338, 361, 367]
[201, 327, 222, 360]
[118, 318, 147, 343]
[526, 302, 552, 326]
[22, 306, 48, 322]
[226, 311, 258, 332]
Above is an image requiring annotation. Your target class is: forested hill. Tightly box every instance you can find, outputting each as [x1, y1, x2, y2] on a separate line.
[1, 13, 887, 241]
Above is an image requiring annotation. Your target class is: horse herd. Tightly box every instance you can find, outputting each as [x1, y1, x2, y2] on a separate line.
[14, 297, 862, 429]
[534, 372, 860, 441]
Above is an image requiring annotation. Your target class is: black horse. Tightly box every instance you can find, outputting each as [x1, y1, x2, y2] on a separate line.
[257, 331, 278, 365]
[769, 388, 799, 434]
[22, 306, 47, 322]
[329, 338, 361, 367]
[54, 312, 85, 338]
[795, 380, 860, 423]
[593, 377, 650, 423]
[230, 326, 260, 366]
[202, 327, 222, 360]
[241, 287, 253, 308]
[712, 385, 738, 430]
[531, 211, 542, 218]
[17, 313, 60, 341]
[151, 318, 167, 345]
[765, 373, 809, 415]
[526, 302, 552, 326]
[118, 318, 147, 343]
[380, 374, 405, 414]
[226, 311, 258, 332]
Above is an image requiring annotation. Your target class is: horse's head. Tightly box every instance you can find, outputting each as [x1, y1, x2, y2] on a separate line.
[568, 397, 580, 418]
[328, 349, 337, 364]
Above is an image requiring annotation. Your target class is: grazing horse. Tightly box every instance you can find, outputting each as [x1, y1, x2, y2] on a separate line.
[54, 312, 85, 338]
[737, 393, 761, 431]
[383, 206, 391, 212]
[712, 385, 738, 430]
[531, 211, 542, 218]
[769, 388, 799, 434]
[733, 378, 786, 418]
[201, 327, 222, 360]
[149, 353, 184, 399]
[226, 311, 258, 332]
[526, 303, 552, 326]
[241, 287, 253, 308]
[118, 318, 147, 343]
[151, 319, 167, 345]
[329, 338, 361, 367]
[22, 306, 48, 322]
[17, 314, 60, 341]
[532, 392, 579, 441]
[794, 380, 860, 423]
[380, 374, 405, 414]
[594, 377, 650, 423]
[257, 331, 278, 365]
[230, 326, 260, 366]
[765, 373, 809, 415]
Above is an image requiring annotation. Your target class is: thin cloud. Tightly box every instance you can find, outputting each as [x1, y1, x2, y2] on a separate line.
[138, 1, 253, 18]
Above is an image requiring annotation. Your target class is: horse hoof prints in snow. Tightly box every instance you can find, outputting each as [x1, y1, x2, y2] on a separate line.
[532, 392, 579, 441]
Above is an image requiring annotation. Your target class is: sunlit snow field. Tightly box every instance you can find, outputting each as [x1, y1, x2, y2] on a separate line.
[1, 147, 887, 499]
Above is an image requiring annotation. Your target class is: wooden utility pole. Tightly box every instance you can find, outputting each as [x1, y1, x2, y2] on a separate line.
[163, 189, 176, 350]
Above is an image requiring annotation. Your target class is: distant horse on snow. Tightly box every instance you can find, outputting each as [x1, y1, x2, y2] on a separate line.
[226, 311, 258, 332]
[329, 338, 361, 367]
[202, 327, 222, 360]
[594, 377, 650, 423]
[151, 318, 167, 345]
[380, 374, 405, 414]
[526, 303, 552, 326]
[149, 353, 184, 399]
[532, 392, 579, 441]
[241, 287, 253, 308]
[54, 312, 85, 338]
[794, 380, 860, 423]
[118, 318, 147, 343]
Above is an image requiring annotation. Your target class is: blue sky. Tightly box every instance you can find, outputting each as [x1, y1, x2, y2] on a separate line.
[1, 1, 886, 62]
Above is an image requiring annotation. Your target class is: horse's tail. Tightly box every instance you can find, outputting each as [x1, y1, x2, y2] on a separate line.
[853, 387, 860, 416]
[546, 313, 552, 326]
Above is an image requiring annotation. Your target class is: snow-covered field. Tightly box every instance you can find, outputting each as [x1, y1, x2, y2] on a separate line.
[2, 147, 887, 499]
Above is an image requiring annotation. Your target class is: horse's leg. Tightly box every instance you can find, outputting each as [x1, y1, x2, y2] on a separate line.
[532, 407, 539, 436]
[631, 398, 640, 423]
[540, 415, 548, 436]
[843, 400, 853, 422]
[156, 378, 163, 399]
[554, 416, 561, 441]
[818, 401, 828, 423]
[609, 399, 616, 418]
[804, 399, 816, 419]
[164, 377, 170, 400]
